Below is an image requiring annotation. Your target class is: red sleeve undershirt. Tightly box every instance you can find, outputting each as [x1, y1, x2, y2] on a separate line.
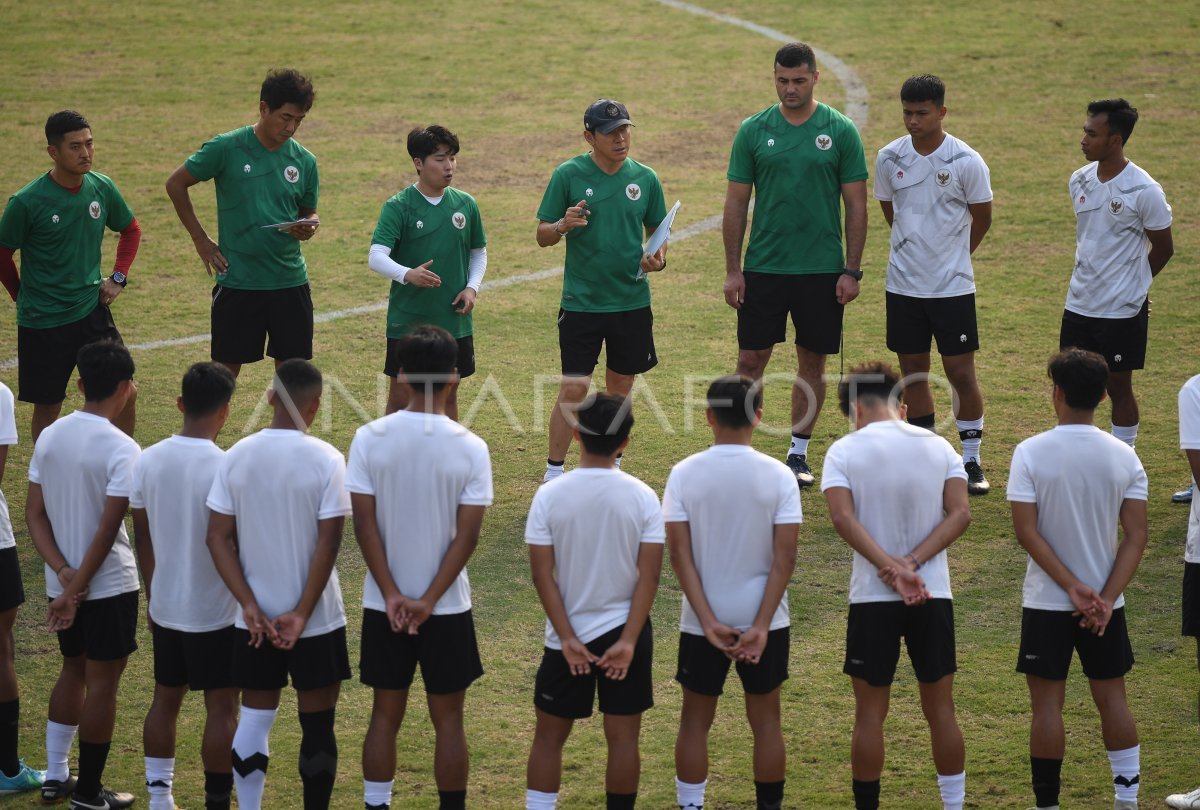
[0, 217, 140, 303]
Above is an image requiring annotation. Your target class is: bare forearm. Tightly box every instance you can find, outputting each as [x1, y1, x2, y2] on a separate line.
[165, 170, 208, 243]
[752, 527, 798, 630]
[722, 202, 748, 274]
[620, 546, 662, 645]
[294, 519, 343, 618]
[844, 205, 866, 269]
[1101, 533, 1147, 604]
[532, 566, 578, 644]
[666, 526, 721, 630]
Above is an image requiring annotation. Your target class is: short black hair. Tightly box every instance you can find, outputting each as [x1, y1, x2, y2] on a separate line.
[775, 42, 816, 72]
[707, 375, 762, 428]
[838, 360, 903, 417]
[575, 393, 633, 457]
[395, 324, 458, 393]
[407, 125, 460, 163]
[273, 358, 323, 407]
[1049, 348, 1108, 411]
[45, 110, 90, 147]
[1087, 98, 1138, 145]
[76, 340, 134, 402]
[260, 68, 315, 112]
[901, 74, 945, 107]
[181, 362, 236, 418]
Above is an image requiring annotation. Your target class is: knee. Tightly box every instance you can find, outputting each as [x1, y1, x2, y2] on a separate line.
[736, 351, 771, 378]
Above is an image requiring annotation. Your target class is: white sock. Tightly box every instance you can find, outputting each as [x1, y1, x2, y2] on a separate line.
[526, 788, 558, 809]
[145, 756, 175, 810]
[544, 461, 565, 482]
[937, 771, 965, 810]
[789, 435, 809, 456]
[956, 416, 983, 464]
[364, 778, 393, 807]
[232, 706, 277, 810]
[1111, 423, 1139, 449]
[45, 720, 77, 782]
[614, 454, 623, 469]
[676, 776, 707, 807]
[1107, 744, 1140, 802]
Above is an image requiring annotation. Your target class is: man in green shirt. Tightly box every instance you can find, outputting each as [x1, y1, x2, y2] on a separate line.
[369, 125, 486, 422]
[723, 43, 869, 489]
[166, 68, 320, 378]
[536, 99, 668, 482]
[0, 110, 141, 441]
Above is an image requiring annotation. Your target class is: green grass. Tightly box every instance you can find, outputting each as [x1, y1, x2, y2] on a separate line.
[2, 0, 1199, 806]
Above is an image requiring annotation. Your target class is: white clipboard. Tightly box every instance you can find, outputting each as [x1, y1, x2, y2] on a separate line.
[260, 218, 320, 231]
[637, 200, 681, 279]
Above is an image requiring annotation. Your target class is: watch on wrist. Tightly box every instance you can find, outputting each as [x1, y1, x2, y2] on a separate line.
[110, 271, 128, 287]
[841, 267, 863, 281]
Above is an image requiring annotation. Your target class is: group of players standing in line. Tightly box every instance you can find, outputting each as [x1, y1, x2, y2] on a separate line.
[0, 37, 1194, 810]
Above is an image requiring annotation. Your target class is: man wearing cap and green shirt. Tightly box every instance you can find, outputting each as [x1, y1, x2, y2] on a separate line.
[536, 99, 668, 483]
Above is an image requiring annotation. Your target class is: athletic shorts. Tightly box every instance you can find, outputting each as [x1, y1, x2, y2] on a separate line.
[886, 292, 979, 357]
[17, 302, 122, 405]
[534, 621, 653, 719]
[359, 608, 484, 694]
[1059, 301, 1148, 373]
[844, 599, 957, 687]
[1016, 607, 1134, 681]
[675, 628, 789, 697]
[210, 284, 313, 365]
[56, 590, 139, 662]
[0, 547, 25, 612]
[1183, 563, 1200, 638]
[384, 335, 476, 380]
[233, 625, 351, 692]
[738, 271, 843, 355]
[152, 623, 236, 690]
[558, 307, 657, 377]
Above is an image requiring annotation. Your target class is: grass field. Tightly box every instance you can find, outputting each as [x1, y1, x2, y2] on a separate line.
[1, 0, 1199, 806]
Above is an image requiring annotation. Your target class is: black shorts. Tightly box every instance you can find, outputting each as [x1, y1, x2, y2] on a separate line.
[738, 271, 843, 355]
[210, 284, 313, 365]
[1059, 302, 1148, 373]
[384, 335, 476, 380]
[1184, 563, 1200, 638]
[534, 621, 653, 719]
[844, 599, 957, 687]
[886, 292, 979, 357]
[558, 307, 657, 377]
[675, 628, 789, 697]
[0, 547, 25, 612]
[233, 625, 351, 692]
[152, 623, 236, 690]
[17, 303, 122, 405]
[56, 590, 139, 662]
[359, 609, 483, 694]
[1016, 607, 1134, 681]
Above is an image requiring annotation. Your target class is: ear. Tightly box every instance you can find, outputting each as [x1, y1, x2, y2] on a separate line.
[583, 130, 595, 146]
[46, 144, 58, 162]
[266, 387, 278, 407]
[413, 156, 423, 175]
[898, 402, 909, 420]
[176, 395, 186, 415]
[76, 377, 86, 397]
[705, 407, 716, 428]
[258, 100, 270, 118]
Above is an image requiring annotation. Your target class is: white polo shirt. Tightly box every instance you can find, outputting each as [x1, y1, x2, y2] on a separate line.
[875, 133, 992, 299]
[662, 444, 801, 634]
[28, 411, 141, 600]
[130, 435, 237, 632]
[525, 468, 665, 649]
[1066, 160, 1172, 318]
[1007, 424, 1148, 611]
[821, 420, 966, 603]
[0, 383, 17, 551]
[1180, 374, 1200, 564]
[345, 410, 493, 616]
[207, 429, 350, 638]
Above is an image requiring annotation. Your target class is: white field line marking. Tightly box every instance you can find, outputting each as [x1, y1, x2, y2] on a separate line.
[0, 5, 867, 371]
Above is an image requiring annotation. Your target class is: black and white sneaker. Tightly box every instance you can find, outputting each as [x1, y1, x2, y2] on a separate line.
[68, 787, 135, 810]
[41, 775, 77, 803]
[1173, 483, 1194, 504]
[964, 460, 990, 496]
[785, 453, 815, 488]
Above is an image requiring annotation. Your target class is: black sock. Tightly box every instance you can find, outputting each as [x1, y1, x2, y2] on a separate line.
[1031, 756, 1062, 808]
[298, 708, 337, 810]
[204, 770, 234, 810]
[908, 412, 936, 430]
[438, 788, 467, 809]
[606, 791, 637, 809]
[852, 778, 880, 810]
[76, 740, 112, 799]
[0, 698, 18, 777]
[755, 779, 784, 810]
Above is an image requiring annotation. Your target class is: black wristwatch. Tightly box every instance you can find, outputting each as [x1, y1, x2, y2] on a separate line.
[841, 267, 863, 281]
[110, 271, 128, 287]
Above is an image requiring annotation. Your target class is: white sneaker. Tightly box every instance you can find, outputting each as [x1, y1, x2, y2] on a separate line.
[1167, 787, 1200, 809]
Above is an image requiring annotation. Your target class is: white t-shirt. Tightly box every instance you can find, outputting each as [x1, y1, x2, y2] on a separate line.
[661, 444, 801, 634]
[206, 429, 350, 638]
[1007, 424, 1148, 611]
[28, 411, 141, 600]
[0, 383, 17, 551]
[1180, 374, 1200, 564]
[875, 133, 992, 299]
[525, 468, 665, 649]
[345, 410, 493, 615]
[1066, 160, 1172, 318]
[130, 436, 237, 632]
[821, 420, 966, 603]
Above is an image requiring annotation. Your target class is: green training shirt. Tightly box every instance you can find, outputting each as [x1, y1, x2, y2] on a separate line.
[537, 154, 666, 313]
[727, 102, 867, 275]
[0, 171, 134, 329]
[184, 126, 319, 291]
[371, 185, 486, 339]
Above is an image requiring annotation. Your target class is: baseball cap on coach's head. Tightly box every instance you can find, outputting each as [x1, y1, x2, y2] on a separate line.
[584, 99, 633, 134]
